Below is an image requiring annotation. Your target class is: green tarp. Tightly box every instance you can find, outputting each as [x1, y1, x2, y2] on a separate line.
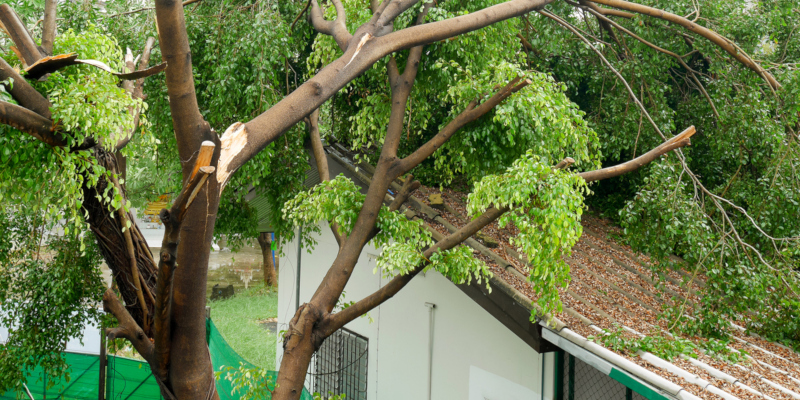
[1, 319, 312, 400]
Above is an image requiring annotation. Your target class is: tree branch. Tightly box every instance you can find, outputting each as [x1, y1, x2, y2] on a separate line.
[0, 101, 64, 146]
[226, 0, 555, 184]
[306, 108, 344, 245]
[587, 0, 780, 89]
[578, 125, 695, 182]
[103, 289, 154, 363]
[400, 76, 530, 171]
[321, 205, 507, 334]
[308, 0, 352, 50]
[322, 128, 696, 333]
[578, 5, 720, 119]
[41, 0, 57, 55]
[116, 37, 157, 151]
[0, 5, 44, 67]
[154, 0, 214, 179]
[388, 174, 421, 211]
[0, 57, 52, 119]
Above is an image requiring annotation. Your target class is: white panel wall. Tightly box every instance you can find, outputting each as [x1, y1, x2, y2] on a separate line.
[278, 223, 551, 400]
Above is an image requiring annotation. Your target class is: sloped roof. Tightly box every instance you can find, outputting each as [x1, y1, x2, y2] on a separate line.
[325, 145, 800, 400]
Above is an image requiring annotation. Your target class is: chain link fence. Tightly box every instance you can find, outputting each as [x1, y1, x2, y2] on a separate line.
[557, 351, 647, 400]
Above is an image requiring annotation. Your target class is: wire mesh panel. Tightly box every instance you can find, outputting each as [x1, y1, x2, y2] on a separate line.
[558, 351, 630, 400]
[310, 328, 368, 400]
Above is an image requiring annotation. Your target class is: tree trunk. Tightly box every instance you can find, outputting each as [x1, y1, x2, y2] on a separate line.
[83, 148, 157, 336]
[257, 232, 277, 287]
[273, 305, 323, 400]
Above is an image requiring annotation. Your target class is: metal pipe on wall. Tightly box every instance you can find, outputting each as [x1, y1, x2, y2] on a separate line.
[296, 226, 302, 311]
[425, 302, 436, 400]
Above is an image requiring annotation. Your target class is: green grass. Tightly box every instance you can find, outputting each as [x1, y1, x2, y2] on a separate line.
[208, 285, 279, 369]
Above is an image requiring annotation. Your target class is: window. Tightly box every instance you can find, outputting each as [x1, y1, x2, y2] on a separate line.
[310, 328, 368, 400]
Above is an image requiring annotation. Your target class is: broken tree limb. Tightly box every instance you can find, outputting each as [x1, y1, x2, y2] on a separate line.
[578, 125, 695, 182]
[0, 5, 45, 67]
[586, 0, 780, 90]
[190, 141, 215, 180]
[24, 53, 168, 80]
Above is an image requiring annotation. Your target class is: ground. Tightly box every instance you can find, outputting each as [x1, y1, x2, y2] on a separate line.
[208, 285, 280, 369]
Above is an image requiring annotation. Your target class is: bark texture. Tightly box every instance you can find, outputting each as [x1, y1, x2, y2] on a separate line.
[258, 232, 277, 287]
[84, 149, 158, 337]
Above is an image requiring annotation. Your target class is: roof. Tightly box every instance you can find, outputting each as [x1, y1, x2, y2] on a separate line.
[324, 145, 800, 400]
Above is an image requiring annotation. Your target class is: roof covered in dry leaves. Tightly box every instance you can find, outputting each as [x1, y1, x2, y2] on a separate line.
[323, 144, 800, 400]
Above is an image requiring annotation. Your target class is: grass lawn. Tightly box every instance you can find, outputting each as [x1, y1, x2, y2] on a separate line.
[208, 285, 279, 369]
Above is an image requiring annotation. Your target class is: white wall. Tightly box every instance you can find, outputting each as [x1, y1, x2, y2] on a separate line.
[278, 223, 554, 400]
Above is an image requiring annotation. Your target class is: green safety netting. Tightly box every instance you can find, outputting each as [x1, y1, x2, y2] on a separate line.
[1, 318, 312, 400]
[207, 318, 313, 400]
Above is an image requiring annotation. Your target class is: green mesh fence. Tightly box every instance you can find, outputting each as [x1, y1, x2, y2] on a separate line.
[0, 352, 102, 400]
[207, 318, 313, 400]
[1, 319, 311, 400]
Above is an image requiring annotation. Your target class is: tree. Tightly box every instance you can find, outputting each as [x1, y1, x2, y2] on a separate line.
[0, 0, 797, 400]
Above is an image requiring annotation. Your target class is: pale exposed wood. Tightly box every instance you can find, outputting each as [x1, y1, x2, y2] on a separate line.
[190, 141, 216, 180]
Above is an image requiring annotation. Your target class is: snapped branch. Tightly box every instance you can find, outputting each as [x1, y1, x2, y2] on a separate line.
[578, 126, 696, 182]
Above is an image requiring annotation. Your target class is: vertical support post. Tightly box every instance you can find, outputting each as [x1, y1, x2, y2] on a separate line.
[555, 350, 564, 400]
[99, 325, 107, 400]
[626, 387, 633, 400]
[541, 352, 546, 400]
[296, 227, 302, 311]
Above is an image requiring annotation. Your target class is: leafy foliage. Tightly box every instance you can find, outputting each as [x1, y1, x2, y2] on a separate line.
[469, 154, 589, 315]
[0, 210, 104, 392]
[591, 325, 748, 364]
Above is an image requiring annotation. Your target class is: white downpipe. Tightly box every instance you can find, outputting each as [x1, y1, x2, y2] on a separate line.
[425, 302, 436, 400]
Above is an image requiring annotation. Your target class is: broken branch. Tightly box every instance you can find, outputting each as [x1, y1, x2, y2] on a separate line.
[578, 125, 696, 182]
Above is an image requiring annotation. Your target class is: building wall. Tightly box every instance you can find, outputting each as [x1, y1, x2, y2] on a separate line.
[278, 223, 553, 400]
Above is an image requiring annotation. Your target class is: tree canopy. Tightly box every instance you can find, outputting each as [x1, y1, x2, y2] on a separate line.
[0, 0, 798, 398]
